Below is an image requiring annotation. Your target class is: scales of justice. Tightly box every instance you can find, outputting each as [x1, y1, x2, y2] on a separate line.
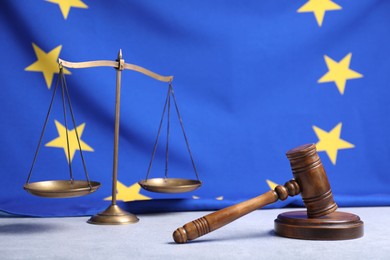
[24, 50, 202, 225]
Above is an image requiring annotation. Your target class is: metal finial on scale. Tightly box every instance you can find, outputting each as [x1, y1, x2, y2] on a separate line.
[117, 49, 124, 71]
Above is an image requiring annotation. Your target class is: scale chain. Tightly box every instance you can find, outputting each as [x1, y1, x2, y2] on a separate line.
[26, 72, 61, 184]
[144, 83, 200, 182]
[170, 83, 200, 181]
[165, 85, 172, 179]
[26, 67, 93, 188]
[60, 69, 93, 188]
[145, 85, 171, 181]
[59, 68, 74, 182]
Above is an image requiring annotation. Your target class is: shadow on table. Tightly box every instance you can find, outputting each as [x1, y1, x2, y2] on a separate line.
[167, 230, 275, 244]
[0, 223, 61, 235]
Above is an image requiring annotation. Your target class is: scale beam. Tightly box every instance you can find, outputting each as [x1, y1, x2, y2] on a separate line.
[58, 58, 173, 82]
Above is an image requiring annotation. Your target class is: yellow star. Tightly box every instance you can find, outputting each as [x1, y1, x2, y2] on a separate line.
[266, 179, 278, 190]
[45, 120, 94, 163]
[297, 0, 342, 26]
[25, 43, 70, 89]
[313, 123, 354, 165]
[318, 53, 363, 95]
[46, 0, 88, 19]
[104, 182, 151, 202]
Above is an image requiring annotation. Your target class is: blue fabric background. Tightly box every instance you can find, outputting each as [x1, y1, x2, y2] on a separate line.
[0, 0, 389, 216]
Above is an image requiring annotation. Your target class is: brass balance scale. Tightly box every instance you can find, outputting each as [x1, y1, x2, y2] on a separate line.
[24, 50, 201, 225]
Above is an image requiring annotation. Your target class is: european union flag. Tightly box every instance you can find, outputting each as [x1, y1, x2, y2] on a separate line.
[1, 0, 389, 217]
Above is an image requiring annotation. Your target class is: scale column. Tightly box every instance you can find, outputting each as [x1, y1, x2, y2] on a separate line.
[111, 50, 124, 205]
[87, 50, 139, 225]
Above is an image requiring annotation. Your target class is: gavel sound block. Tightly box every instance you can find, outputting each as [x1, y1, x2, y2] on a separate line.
[173, 144, 364, 243]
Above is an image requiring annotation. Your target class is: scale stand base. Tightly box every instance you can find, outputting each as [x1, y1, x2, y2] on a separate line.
[87, 204, 139, 225]
[274, 210, 364, 240]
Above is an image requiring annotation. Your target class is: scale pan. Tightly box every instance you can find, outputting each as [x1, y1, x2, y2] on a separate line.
[139, 178, 201, 193]
[24, 180, 101, 198]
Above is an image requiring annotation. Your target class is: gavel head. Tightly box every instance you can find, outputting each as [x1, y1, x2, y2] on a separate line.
[286, 144, 338, 218]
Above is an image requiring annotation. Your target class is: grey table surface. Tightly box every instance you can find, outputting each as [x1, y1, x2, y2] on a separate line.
[0, 207, 388, 260]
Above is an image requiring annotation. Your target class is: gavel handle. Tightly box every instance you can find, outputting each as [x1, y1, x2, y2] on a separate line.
[173, 180, 300, 243]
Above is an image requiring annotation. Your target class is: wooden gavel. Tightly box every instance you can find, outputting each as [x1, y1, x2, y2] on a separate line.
[173, 144, 339, 243]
